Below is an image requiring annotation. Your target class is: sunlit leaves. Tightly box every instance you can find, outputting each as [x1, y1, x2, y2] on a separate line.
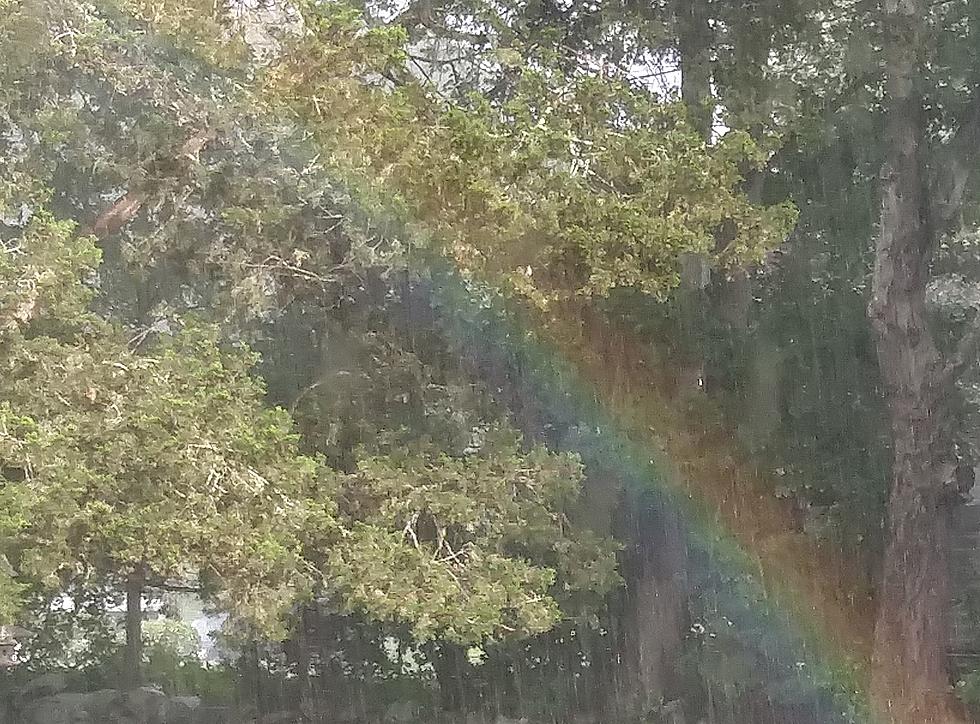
[263, 3, 797, 305]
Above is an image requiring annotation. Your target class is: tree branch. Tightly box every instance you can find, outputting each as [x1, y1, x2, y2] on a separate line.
[86, 128, 215, 239]
[145, 580, 203, 594]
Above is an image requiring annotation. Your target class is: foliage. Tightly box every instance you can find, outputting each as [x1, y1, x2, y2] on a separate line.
[0, 0, 622, 648]
[0, 207, 613, 647]
[139, 617, 237, 700]
[328, 427, 620, 643]
[0, 212, 323, 636]
[3, 0, 946, 720]
[265, 1, 797, 305]
[142, 617, 202, 664]
[14, 585, 122, 674]
[0, 0, 793, 309]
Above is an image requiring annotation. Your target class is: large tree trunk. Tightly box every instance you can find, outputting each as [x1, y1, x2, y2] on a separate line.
[123, 571, 144, 689]
[614, 490, 693, 720]
[431, 642, 476, 713]
[676, 0, 714, 300]
[868, 1, 963, 720]
[294, 607, 314, 716]
[245, 639, 269, 717]
[605, 7, 712, 717]
[573, 312, 698, 720]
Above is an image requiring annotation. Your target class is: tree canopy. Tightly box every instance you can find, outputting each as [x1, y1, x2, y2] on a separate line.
[6, 0, 980, 722]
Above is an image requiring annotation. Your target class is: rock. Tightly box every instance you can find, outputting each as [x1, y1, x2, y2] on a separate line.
[84, 688, 125, 714]
[119, 687, 170, 724]
[304, 700, 358, 723]
[190, 705, 232, 724]
[165, 697, 200, 724]
[257, 712, 296, 724]
[19, 672, 70, 701]
[20, 692, 92, 724]
[15, 688, 216, 724]
[170, 697, 200, 710]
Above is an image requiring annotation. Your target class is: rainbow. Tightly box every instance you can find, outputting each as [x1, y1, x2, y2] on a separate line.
[414, 254, 873, 722]
[81, 6, 879, 720]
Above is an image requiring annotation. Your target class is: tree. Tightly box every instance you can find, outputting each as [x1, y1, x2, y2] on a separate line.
[0, 2, 626, 694]
[0, 212, 324, 687]
[867, 0, 980, 720]
[4, 1, 883, 721]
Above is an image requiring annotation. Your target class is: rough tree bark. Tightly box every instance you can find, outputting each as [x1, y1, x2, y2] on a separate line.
[614, 490, 693, 720]
[868, 1, 967, 720]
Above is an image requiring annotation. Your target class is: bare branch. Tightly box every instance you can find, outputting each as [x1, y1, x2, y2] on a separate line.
[90, 191, 146, 238]
[144, 578, 202, 594]
[86, 128, 216, 239]
[403, 511, 422, 550]
[288, 380, 323, 415]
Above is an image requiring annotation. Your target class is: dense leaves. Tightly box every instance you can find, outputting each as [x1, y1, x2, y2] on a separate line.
[0, 0, 625, 652]
[0, 212, 322, 636]
[14, 0, 979, 721]
[265, 1, 796, 304]
[329, 429, 619, 643]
